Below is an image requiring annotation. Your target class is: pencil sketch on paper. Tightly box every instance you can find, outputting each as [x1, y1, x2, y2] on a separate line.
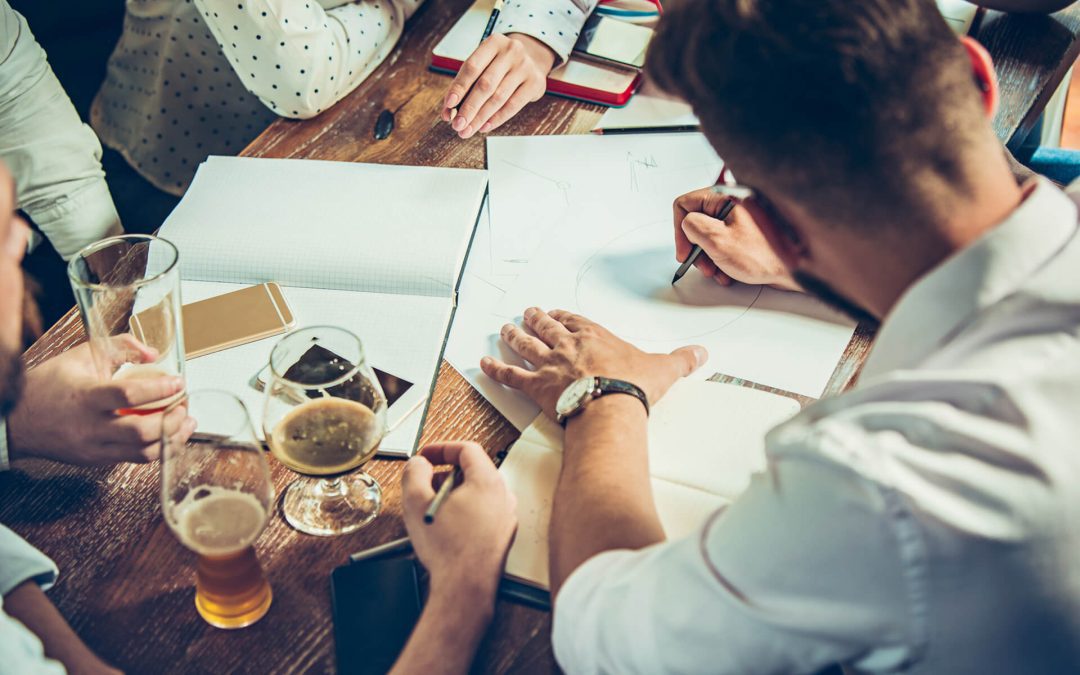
[573, 221, 764, 342]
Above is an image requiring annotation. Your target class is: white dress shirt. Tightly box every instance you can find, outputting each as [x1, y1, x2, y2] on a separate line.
[0, 1, 121, 259]
[92, 0, 424, 196]
[0, 525, 63, 673]
[552, 177, 1080, 674]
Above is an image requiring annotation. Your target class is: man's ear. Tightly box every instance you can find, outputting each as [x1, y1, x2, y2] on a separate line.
[961, 36, 998, 118]
[742, 196, 807, 270]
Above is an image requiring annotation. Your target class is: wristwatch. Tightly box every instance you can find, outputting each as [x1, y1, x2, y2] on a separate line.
[554, 376, 649, 426]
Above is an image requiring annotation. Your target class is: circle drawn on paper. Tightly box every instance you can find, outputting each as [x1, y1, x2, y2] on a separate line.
[574, 221, 763, 342]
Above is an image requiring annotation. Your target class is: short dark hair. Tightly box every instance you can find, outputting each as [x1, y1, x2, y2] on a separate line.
[647, 0, 987, 230]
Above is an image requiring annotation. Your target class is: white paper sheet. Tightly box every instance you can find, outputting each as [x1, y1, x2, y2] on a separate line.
[487, 134, 856, 399]
[937, 0, 979, 34]
[182, 281, 450, 455]
[444, 199, 542, 430]
[159, 156, 489, 456]
[500, 379, 802, 589]
[592, 80, 699, 132]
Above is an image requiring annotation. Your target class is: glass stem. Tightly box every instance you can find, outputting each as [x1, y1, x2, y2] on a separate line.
[317, 477, 345, 499]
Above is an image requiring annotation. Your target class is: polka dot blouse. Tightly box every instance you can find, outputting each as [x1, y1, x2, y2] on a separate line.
[91, 0, 425, 196]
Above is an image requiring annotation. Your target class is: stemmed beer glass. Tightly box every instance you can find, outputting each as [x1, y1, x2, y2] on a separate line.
[263, 326, 388, 536]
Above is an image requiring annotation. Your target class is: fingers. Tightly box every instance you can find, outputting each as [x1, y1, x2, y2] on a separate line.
[444, 38, 501, 114]
[547, 309, 593, 332]
[419, 442, 498, 484]
[522, 307, 570, 346]
[477, 86, 538, 135]
[500, 323, 548, 364]
[97, 373, 184, 411]
[108, 334, 160, 366]
[480, 356, 534, 391]
[161, 404, 190, 438]
[463, 77, 524, 139]
[402, 454, 437, 516]
[451, 46, 515, 136]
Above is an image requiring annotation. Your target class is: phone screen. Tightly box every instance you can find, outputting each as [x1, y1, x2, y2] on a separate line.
[573, 14, 654, 69]
[282, 344, 414, 407]
[330, 557, 422, 675]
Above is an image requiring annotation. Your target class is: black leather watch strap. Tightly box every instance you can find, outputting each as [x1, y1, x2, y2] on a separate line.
[594, 377, 650, 416]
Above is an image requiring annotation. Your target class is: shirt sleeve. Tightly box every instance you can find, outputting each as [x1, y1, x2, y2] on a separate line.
[0, 2, 122, 260]
[0, 526, 64, 674]
[551, 453, 924, 675]
[496, 0, 598, 65]
[193, 0, 426, 120]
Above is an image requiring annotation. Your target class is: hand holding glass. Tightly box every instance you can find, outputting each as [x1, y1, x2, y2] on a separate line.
[68, 234, 185, 414]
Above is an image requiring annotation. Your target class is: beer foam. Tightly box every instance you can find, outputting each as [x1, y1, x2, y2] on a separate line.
[171, 486, 267, 556]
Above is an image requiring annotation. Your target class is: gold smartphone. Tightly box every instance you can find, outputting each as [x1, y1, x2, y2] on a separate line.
[132, 282, 295, 360]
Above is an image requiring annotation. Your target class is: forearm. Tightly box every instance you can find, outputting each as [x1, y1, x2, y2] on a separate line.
[4, 582, 118, 675]
[0, 6, 120, 258]
[550, 396, 664, 598]
[390, 580, 495, 675]
[193, 0, 418, 118]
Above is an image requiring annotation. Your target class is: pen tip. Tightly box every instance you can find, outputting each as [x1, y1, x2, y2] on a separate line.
[423, 514, 434, 524]
[671, 273, 682, 286]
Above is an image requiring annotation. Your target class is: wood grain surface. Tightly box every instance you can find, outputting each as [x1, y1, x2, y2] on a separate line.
[2, 1, 1075, 672]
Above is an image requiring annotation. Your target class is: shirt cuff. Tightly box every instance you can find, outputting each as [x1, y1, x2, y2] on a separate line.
[495, 2, 590, 65]
[27, 177, 122, 261]
[0, 526, 58, 597]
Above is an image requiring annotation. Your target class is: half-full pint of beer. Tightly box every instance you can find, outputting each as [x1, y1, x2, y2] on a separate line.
[172, 485, 272, 629]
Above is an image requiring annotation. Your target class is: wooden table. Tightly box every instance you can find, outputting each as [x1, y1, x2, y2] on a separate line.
[3, 2, 1078, 673]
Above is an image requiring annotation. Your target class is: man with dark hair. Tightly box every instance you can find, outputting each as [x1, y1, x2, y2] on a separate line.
[458, 0, 1080, 671]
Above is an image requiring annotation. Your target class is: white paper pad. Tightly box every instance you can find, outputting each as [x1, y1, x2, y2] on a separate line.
[593, 80, 699, 132]
[486, 134, 856, 399]
[159, 156, 489, 456]
[501, 379, 802, 589]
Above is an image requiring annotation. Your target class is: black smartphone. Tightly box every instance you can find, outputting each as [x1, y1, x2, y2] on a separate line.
[572, 14, 654, 70]
[330, 557, 423, 675]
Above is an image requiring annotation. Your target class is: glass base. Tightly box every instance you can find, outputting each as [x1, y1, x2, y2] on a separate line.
[282, 471, 382, 536]
[195, 581, 272, 630]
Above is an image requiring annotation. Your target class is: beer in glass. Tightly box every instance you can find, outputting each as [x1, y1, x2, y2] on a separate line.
[263, 326, 387, 536]
[162, 390, 274, 628]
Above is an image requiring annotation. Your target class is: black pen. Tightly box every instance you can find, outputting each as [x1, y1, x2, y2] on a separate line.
[451, 0, 505, 115]
[671, 198, 736, 285]
[592, 125, 700, 135]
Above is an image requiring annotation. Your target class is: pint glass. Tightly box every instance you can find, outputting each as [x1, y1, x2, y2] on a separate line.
[161, 390, 274, 629]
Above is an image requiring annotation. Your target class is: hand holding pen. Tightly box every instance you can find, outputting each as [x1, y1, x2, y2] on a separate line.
[671, 174, 798, 290]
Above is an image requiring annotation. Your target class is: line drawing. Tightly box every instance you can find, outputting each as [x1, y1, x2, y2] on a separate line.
[500, 159, 571, 205]
[573, 221, 763, 342]
[627, 152, 659, 192]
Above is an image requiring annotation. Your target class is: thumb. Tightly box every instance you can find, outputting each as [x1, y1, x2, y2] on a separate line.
[108, 334, 160, 367]
[402, 455, 437, 518]
[668, 345, 708, 378]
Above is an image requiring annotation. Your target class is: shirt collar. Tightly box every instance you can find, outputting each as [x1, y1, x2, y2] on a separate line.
[860, 178, 1079, 380]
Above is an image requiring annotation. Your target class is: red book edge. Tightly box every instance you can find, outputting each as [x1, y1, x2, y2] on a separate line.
[430, 54, 641, 108]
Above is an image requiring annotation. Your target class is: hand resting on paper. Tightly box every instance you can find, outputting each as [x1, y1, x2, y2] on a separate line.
[6, 339, 194, 465]
[441, 34, 556, 139]
[674, 187, 802, 291]
[480, 307, 708, 419]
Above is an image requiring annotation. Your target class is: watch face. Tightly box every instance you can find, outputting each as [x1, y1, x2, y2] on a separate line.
[556, 377, 597, 418]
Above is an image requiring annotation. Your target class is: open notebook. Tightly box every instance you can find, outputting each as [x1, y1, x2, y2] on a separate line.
[431, 0, 641, 107]
[499, 379, 803, 602]
[157, 156, 488, 457]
